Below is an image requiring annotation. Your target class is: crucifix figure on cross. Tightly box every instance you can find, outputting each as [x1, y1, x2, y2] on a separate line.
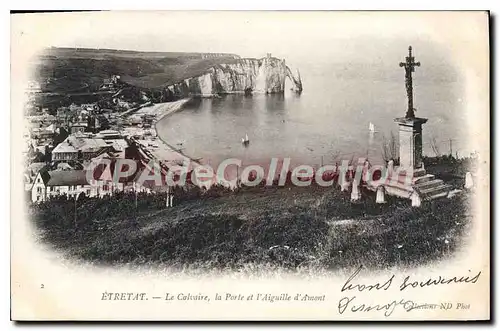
[399, 46, 420, 118]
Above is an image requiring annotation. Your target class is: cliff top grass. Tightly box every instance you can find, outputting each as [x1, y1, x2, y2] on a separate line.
[34, 47, 241, 92]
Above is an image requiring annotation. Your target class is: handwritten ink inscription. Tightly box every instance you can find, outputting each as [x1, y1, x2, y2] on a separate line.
[338, 265, 481, 317]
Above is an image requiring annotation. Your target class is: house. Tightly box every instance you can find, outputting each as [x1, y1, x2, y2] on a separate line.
[56, 162, 74, 171]
[51, 140, 79, 161]
[99, 79, 114, 91]
[52, 134, 113, 161]
[45, 124, 56, 133]
[79, 138, 113, 160]
[128, 115, 143, 126]
[28, 114, 56, 126]
[56, 107, 70, 117]
[81, 103, 98, 111]
[69, 104, 81, 112]
[95, 129, 122, 140]
[70, 121, 88, 134]
[99, 75, 120, 91]
[94, 130, 128, 158]
[30, 159, 156, 203]
[87, 116, 101, 133]
[30, 169, 126, 203]
[30, 127, 54, 141]
[31, 170, 93, 202]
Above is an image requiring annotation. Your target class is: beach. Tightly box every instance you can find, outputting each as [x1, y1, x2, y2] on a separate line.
[129, 98, 202, 169]
[135, 98, 192, 120]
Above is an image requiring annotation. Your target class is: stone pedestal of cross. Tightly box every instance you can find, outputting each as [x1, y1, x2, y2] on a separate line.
[394, 117, 428, 170]
[394, 46, 428, 170]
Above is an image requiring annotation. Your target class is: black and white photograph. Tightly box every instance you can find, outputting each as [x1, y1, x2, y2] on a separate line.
[10, 10, 490, 321]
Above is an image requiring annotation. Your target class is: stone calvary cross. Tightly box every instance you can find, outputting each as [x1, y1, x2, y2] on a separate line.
[399, 45, 420, 118]
[394, 46, 427, 170]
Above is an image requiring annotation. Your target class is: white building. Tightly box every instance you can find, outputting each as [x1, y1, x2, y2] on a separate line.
[51, 141, 79, 161]
[30, 169, 127, 203]
[30, 166, 155, 203]
[52, 134, 112, 161]
[31, 170, 91, 202]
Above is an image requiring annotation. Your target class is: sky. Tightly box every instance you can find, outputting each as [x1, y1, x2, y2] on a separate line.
[11, 11, 487, 68]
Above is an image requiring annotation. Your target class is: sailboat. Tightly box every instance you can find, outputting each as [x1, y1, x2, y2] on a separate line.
[241, 133, 250, 146]
[369, 122, 376, 133]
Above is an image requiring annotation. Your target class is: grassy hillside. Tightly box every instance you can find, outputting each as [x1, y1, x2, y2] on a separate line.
[31, 184, 471, 273]
[33, 47, 241, 92]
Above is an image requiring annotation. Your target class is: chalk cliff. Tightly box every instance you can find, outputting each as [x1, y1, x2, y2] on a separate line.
[164, 56, 302, 98]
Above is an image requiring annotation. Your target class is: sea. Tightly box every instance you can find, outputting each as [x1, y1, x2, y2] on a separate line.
[156, 60, 468, 173]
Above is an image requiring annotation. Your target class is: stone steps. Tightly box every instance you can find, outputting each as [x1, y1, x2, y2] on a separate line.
[426, 191, 450, 201]
[447, 189, 463, 198]
[371, 166, 455, 205]
[385, 184, 413, 199]
[413, 174, 435, 185]
[418, 183, 452, 199]
[415, 178, 445, 191]
[413, 168, 427, 178]
[383, 180, 452, 203]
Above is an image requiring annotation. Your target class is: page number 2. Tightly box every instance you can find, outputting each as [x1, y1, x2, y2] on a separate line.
[40, 284, 44, 289]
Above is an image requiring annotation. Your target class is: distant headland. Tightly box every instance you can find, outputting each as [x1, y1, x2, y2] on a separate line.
[32, 47, 302, 106]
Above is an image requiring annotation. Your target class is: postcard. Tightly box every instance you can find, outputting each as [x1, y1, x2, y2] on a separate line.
[10, 11, 490, 321]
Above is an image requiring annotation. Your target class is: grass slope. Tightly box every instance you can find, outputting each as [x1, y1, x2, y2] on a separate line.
[31, 184, 471, 273]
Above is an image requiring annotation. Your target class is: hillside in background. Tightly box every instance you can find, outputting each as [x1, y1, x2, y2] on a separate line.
[32, 47, 241, 92]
